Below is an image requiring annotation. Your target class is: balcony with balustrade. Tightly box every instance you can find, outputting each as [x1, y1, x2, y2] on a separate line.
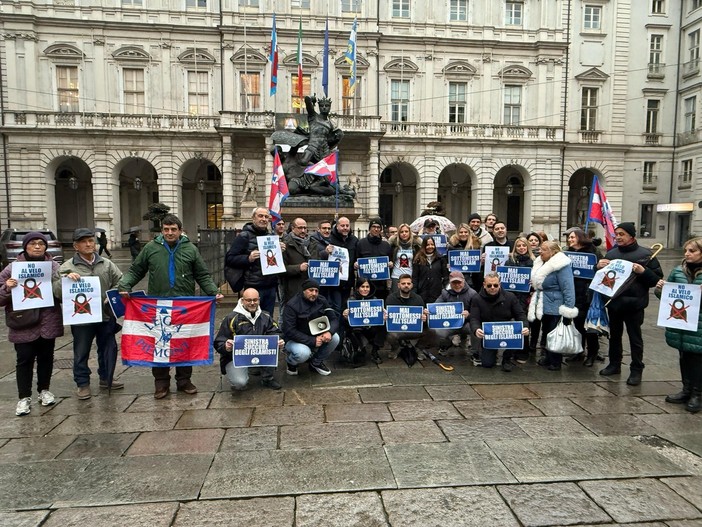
[380, 121, 563, 142]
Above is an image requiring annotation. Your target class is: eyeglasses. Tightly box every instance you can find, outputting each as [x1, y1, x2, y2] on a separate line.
[485, 284, 500, 289]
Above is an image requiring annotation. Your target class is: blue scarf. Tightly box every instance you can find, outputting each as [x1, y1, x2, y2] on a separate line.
[163, 238, 182, 288]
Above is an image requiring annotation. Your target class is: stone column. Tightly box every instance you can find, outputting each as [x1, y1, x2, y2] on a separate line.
[220, 135, 235, 228]
[91, 149, 116, 242]
[366, 138, 380, 217]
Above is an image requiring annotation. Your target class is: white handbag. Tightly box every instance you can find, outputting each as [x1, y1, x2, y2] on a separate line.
[546, 317, 584, 356]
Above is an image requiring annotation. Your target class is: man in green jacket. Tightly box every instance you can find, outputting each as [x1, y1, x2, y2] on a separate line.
[118, 214, 222, 399]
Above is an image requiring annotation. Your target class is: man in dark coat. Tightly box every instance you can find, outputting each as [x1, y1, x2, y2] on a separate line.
[384, 274, 429, 361]
[318, 216, 358, 314]
[470, 272, 528, 371]
[356, 217, 393, 301]
[597, 222, 663, 385]
[281, 217, 312, 306]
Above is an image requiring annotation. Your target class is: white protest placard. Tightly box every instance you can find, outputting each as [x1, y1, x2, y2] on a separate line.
[589, 259, 634, 297]
[257, 235, 286, 275]
[10, 260, 55, 310]
[392, 247, 413, 278]
[657, 282, 702, 332]
[484, 246, 510, 276]
[329, 245, 350, 281]
[61, 276, 103, 325]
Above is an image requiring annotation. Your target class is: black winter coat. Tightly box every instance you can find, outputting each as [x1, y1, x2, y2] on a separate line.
[566, 243, 599, 312]
[413, 255, 449, 304]
[603, 241, 663, 313]
[469, 288, 526, 336]
[283, 292, 340, 349]
[225, 223, 278, 289]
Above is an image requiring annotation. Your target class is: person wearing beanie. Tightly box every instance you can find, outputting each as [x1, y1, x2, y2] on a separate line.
[0, 230, 63, 416]
[596, 222, 663, 385]
[356, 216, 393, 301]
[283, 277, 339, 376]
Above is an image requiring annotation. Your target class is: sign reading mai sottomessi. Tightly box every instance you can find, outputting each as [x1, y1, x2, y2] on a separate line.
[448, 250, 481, 273]
[482, 321, 524, 349]
[426, 302, 464, 330]
[496, 266, 531, 293]
[10, 260, 55, 310]
[357, 256, 391, 280]
[386, 305, 423, 333]
[347, 299, 385, 327]
[232, 335, 279, 368]
[564, 251, 597, 280]
[657, 282, 702, 332]
[307, 260, 340, 287]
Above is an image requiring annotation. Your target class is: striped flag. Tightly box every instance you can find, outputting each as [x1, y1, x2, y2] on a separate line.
[269, 150, 289, 224]
[121, 296, 216, 367]
[304, 150, 338, 185]
[296, 17, 304, 105]
[269, 13, 278, 96]
[344, 18, 358, 95]
[587, 175, 618, 250]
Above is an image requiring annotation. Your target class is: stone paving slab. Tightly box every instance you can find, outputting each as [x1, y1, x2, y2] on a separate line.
[471, 383, 539, 399]
[424, 384, 482, 401]
[173, 497, 295, 526]
[125, 393, 213, 412]
[658, 433, 702, 458]
[578, 478, 702, 524]
[497, 482, 611, 526]
[42, 502, 179, 527]
[296, 491, 388, 527]
[569, 396, 664, 414]
[523, 382, 615, 398]
[381, 486, 520, 526]
[56, 433, 138, 459]
[0, 415, 67, 440]
[527, 397, 592, 416]
[200, 447, 396, 498]
[387, 400, 462, 421]
[174, 408, 252, 429]
[437, 418, 528, 442]
[453, 399, 543, 419]
[379, 420, 447, 444]
[641, 396, 691, 413]
[283, 388, 360, 405]
[306, 368, 392, 389]
[324, 403, 392, 423]
[358, 386, 432, 403]
[251, 404, 324, 426]
[596, 380, 679, 397]
[385, 442, 517, 487]
[47, 393, 137, 414]
[209, 389, 284, 408]
[639, 414, 702, 435]
[126, 428, 225, 455]
[49, 411, 183, 435]
[1, 510, 49, 527]
[279, 422, 381, 450]
[220, 426, 278, 451]
[661, 476, 702, 509]
[574, 414, 660, 436]
[384, 368, 466, 386]
[0, 435, 75, 463]
[512, 416, 597, 439]
[0, 459, 90, 509]
[52, 454, 214, 507]
[487, 436, 689, 483]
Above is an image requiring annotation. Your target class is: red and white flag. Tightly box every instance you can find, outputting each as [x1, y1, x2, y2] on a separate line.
[303, 150, 338, 185]
[268, 150, 289, 224]
[587, 175, 618, 250]
[121, 296, 215, 367]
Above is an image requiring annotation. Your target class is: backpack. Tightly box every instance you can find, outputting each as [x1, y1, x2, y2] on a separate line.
[340, 334, 366, 366]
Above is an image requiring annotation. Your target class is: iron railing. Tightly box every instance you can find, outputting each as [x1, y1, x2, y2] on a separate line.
[196, 228, 240, 287]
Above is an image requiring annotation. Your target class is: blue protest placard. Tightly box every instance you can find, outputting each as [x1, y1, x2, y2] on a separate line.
[564, 251, 597, 280]
[358, 256, 391, 280]
[232, 335, 279, 367]
[496, 266, 532, 293]
[308, 259, 340, 286]
[386, 305, 423, 333]
[422, 234, 448, 256]
[106, 289, 146, 318]
[427, 302, 465, 329]
[347, 299, 385, 327]
[448, 250, 481, 272]
[482, 321, 524, 349]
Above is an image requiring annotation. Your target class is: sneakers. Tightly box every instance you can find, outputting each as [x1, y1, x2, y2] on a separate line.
[99, 379, 124, 389]
[451, 335, 462, 348]
[387, 348, 398, 360]
[261, 378, 282, 390]
[286, 364, 298, 376]
[177, 381, 198, 395]
[501, 362, 513, 372]
[38, 390, 56, 406]
[309, 362, 332, 376]
[471, 353, 482, 367]
[437, 348, 449, 357]
[15, 397, 31, 416]
[76, 386, 91, 400]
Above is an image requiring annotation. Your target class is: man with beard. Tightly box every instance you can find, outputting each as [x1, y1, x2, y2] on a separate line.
[319, 216, 358, 314]
[281, 218, 312, 308]
[356, 217, 393, 301]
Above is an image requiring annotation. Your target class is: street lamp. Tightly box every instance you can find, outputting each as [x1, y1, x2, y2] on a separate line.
[505, 183, 514, 195]
[197, 178, 205, 192]
[394, 181, 403, 194]
[68, 176, 78, 190]
[451, 181, 458, 195]
[134, 177, 142, 190]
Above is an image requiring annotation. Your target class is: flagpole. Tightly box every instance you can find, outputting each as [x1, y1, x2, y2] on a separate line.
[584, 174, 597, 233]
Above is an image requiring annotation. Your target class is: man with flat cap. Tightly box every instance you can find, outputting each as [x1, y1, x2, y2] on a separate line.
[57, 228, 123, 399]
[596, 222, 663, 385]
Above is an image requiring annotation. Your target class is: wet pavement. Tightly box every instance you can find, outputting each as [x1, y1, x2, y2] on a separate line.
[1, 250, 701, 526]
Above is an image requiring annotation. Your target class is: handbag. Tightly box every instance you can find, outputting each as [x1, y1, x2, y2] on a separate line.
[546, 316, 583, 356]
[5, 307, 41, 330]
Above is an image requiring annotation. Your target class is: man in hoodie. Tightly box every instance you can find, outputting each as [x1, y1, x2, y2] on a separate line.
[434, 271, 477, 356]
[226, 207, 281, 316]
[119, 215, 222, 399]
[283, 279, 339, 376]
[214, 288, 284, 391]
[356, 217, 393, 301]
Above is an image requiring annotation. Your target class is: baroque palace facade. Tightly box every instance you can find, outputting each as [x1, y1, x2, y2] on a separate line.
[0, 0, 701, 247]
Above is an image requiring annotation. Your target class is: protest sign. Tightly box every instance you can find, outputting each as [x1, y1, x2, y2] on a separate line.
[496, 266, 531, 293]
[482, 321, 524, 349]
[10, 260, 54, 310]
[329, 245, 350, 281]
[427, 302, 464, 329]
[392, 248, 413, 278]
[386, 305, 423, 332]
[347, 299, 385, 327]
[657, 282, 701, 332]
[357, 256, 391, 280]
[484, 246, 510, 276]
[589, 259, 634, 297]
[564, 251, 597, 280]
[106, 289, 146, 318]
[448, 250, 481, 273]
[257, 235, 286, 275]
[232, 335, 279, 368]
[61, 276, 103, 325]
[308, 260, 340, 286]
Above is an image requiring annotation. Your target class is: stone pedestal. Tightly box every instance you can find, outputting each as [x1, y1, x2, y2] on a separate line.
[281, 196, 362, 226]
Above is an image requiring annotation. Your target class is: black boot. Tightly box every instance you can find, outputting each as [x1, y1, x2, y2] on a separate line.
[686, 389, 701, 413]
[599, 363, 621, 376]
[626, 370, 642, 386]
[370, 346, 383, 364]
[667, 353, 692, 404]
[584, 351, 597, 367]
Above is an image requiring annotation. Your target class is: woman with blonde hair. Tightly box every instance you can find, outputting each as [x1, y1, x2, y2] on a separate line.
[389, 223, 422, 292]
[448, 223, 481, 285]
[507, 237, 535, 363]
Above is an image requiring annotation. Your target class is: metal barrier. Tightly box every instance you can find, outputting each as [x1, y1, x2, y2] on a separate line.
[196, 228, 240, 287]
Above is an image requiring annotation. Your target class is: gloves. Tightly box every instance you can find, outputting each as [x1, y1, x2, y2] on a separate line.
[562, 317, 572, 326]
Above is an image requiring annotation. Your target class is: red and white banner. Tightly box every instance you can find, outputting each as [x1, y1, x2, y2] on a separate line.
[121, 296, 215, 367]
[268, 150, 289, 224]
[587, 175, 618, 250]
[304, 150, 338, 185]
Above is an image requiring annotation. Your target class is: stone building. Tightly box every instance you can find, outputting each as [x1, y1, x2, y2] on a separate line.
[0, 0, 699, 246]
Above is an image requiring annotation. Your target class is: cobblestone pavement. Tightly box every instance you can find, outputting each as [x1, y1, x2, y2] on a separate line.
[1, 251, 701, 526]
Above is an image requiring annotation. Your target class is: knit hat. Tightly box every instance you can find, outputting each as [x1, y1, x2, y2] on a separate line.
[449, 271, 465, 283]
[22, 231, 48, 252]
[368, 217, 383, 229]
[301, 279, 320, 291]
[616, 222, 636, 238]
[468, 212, 481, 222]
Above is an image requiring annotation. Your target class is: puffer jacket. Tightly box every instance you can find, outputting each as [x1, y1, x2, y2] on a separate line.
[603, 241, 663, 313]
[57, 252, 123, 320]
[0, 253, 64, 343]
[658, 263, 702, 354]
[528, 251, 578, 321]
[225, 223, 278, 289]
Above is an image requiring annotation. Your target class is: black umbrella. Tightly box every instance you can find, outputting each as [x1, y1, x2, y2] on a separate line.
[123, 226, 142, 234]
[398, 345, 418, 367]
[94, 227, 106, 233]
[422, 349, 455, 371]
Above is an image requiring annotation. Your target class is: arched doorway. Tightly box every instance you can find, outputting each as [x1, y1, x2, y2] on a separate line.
[567, 168, 596, 230]
[379, 162, 418, 228]
[181, 158, 223, 236]
[54, 157, 93, 243]
[438, 164, 474, 226]
[493, 166, 527, 236]
[118, 158, 158, 239]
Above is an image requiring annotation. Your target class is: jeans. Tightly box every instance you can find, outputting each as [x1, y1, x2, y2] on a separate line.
[225, 362, 275, 390]
[608, 309, 645, 371]
[285, 333, 340, 366]
[15, 337, 55, 398]
[71, 319, 118, 387]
